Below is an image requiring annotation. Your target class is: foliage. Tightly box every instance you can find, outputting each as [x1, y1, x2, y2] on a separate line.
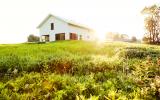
[106, 32, 129, 41]
[120, 47, 160, 59]
[141, 4, 160, 44]
[27, 34, 40, 42]
[0, 41, 160, 99]
[131, 36, 137, 42]
[142, 35, 150, 43]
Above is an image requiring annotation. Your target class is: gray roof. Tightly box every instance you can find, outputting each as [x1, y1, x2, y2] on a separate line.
[37, 14, 94, 31]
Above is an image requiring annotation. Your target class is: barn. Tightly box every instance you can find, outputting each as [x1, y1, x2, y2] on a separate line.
[37, 14, 95, 42]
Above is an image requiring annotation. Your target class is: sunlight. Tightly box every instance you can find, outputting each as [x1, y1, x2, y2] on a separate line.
[95, 29, 106, 43]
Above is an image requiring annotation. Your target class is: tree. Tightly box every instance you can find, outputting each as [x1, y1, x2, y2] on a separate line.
[142, 33, 150, 43]
[113, 33, 120, 40]
[28, 34, 40, 42]
[131, 36, 137, 42]
[120, 34, 129, 40]
[106, 32, 114, 39]
[141, 5, 160, 44]
[106, 32, 129, 41]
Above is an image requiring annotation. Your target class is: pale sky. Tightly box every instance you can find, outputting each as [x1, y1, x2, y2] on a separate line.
[0, 0, 159, 44]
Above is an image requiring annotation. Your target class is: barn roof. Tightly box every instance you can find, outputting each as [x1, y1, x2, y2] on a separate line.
[37, 14, 94, 31]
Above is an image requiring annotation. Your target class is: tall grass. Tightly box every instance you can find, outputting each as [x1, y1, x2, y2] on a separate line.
[0, 41, 160, 99]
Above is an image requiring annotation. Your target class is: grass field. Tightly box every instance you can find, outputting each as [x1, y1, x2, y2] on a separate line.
[0, 41, 160, 100]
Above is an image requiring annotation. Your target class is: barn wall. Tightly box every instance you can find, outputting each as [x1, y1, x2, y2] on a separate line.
[68, 24, 92, 40]
[39, 16, 69, 41]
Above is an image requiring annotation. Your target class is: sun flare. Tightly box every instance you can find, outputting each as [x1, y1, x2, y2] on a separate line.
[95, 30, 106, 42]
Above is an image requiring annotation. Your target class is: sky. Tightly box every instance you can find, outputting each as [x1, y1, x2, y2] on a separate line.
[0, 0, 159, 44]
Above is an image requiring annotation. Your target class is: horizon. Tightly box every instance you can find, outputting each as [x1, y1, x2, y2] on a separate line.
[0, 0, 159, 44]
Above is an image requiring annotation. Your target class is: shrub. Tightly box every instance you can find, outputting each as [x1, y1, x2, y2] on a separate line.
[131, 36, 137, 42]
[119, 47, 160, 59]
[27, 34, 40, 42]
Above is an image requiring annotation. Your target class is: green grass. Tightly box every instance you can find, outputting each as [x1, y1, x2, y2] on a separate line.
[0, 41, 160, 100]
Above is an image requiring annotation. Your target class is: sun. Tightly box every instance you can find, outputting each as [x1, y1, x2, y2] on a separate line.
[95, 29, 106, 42]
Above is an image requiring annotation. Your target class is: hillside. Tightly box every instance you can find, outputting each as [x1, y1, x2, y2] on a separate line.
[0, 41, 160, 99]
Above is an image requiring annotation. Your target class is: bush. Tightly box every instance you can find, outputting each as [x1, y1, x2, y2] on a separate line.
[119, 47, 160, 59]
[27, 34, 40, 42]
[131, 36, 137, 42]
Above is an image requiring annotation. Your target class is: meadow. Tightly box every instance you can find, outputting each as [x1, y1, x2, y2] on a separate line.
[0, 41, 160, 100]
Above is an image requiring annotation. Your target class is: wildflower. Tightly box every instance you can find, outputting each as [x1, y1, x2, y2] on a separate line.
[147, 55, 152, 64]
[44, 93, 51, 98]
[150, 83, 156, 90]
[157, 57, 160, 66]
[42, 80, 52, 91]
[25, 84, 29, 89]
[7, 68, 12, 73]
[13, 68, 18, 74]
[155, 76, 160, 88]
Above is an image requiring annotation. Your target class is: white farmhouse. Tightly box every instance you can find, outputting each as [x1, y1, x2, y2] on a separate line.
[37, 14, 95, 42]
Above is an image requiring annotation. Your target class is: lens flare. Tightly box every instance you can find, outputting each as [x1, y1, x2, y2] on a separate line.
[95, 30, 106, 43]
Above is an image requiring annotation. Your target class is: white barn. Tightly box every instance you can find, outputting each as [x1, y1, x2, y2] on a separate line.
[37, 14, 95, 42]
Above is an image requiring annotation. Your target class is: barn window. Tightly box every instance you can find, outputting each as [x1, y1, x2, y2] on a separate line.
[51, 23, 54, 30]
[42, 35, 50, 42]
[55, 33, 65, 40]
[70, 33, 78, 40]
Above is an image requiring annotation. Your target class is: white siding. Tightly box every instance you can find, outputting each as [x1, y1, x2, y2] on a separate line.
[68, 24, 92, 40]
[39, 16, 69, 41]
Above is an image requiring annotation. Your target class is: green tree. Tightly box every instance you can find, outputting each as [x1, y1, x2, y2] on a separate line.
[28, 34, 40, 42]
[131, 36, 137, 42]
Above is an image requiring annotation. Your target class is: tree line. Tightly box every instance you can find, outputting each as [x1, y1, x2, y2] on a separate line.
[106, 32, 137, 42]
